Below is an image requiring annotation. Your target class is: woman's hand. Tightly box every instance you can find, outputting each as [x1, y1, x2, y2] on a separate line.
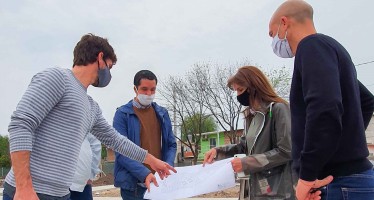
[203, 148, 217, 167]
[230, 157, 243, 173]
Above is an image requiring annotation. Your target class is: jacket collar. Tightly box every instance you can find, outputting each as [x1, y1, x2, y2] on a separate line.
[117, 99, 166, 117]
[251, 102, 274, 115]
[132, 98, 151, 109]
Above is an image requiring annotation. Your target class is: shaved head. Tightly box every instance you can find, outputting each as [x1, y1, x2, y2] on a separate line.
[268, 0, 317, 56]
[271, 0, 313, 24]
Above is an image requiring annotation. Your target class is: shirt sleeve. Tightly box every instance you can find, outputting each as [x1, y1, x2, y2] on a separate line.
[8, 68, 66, 152]
[298, 39, 344, 181]
[215, 137, 247, 160]
[91, 105, 147, 163]
[358, 80, 374, 129]
[87, 133, 102, 179]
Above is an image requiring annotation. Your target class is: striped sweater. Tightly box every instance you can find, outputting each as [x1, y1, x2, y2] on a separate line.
[5, 68, 147, 197]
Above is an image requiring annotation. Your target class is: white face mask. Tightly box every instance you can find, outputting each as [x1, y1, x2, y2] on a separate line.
[137, 94, 155, 106]
[271, 23, 294, 58]
[135, 87, 155, 106]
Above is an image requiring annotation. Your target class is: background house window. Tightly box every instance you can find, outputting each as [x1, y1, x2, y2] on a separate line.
[210, 138, 216, 149]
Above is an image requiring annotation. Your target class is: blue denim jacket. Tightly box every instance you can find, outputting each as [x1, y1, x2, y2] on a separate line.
[112, 100, 177, 191]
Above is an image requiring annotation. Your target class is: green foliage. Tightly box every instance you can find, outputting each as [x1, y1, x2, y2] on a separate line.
[181, 114, 217, 141]
[0, 135, 11, 168]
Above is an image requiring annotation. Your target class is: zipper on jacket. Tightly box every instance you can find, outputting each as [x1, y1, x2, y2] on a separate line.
[249, 111, 266, 154]
[248, 102, 274, 154]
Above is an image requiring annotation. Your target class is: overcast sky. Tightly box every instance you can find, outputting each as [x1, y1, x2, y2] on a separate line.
[1, 0, 373, 135]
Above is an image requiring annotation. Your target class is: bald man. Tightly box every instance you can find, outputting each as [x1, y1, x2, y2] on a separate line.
[269, 1, 374, 200]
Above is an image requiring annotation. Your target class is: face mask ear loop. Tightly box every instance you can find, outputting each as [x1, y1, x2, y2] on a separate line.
[283, 29, 288, 40]
[102, 56, 108, 69]
[275, 22, 281, 38]
[276, 21, 288, 40]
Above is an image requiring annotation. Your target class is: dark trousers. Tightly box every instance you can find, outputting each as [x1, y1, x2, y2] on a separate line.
[2, 182, 70, 200]
[3, 193, 70, 200]
[69, 184, 93, 200]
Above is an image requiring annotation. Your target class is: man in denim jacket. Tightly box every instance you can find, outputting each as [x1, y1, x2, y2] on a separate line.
[113, 70, 177, 200]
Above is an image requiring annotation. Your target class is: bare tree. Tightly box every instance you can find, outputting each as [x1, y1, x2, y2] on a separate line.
[159, 62, 292, 163]
[159, 73, 210, 164]
[187, 63, 291, 145]
[264, 66, 292, 100]
[191, 63, 243, 144]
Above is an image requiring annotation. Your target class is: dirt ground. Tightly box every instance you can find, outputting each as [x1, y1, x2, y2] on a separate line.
[92, 174, 240, 198]
[92, 173, 115, 187]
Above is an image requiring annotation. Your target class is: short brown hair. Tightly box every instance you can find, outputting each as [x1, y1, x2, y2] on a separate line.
[73, 33, 117, 66]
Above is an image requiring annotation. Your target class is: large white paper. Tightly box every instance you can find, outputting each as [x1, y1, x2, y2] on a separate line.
[144, 158, 236, 200]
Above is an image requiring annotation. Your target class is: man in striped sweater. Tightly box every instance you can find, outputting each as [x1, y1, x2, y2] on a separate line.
[3, 34, 176, 200]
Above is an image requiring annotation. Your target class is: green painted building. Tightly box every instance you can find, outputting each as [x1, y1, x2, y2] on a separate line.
[197, 131, 226, 160]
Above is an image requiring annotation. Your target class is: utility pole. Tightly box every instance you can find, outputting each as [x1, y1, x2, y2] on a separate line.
[173, 86, 177, 135]
[172, 87, 181, 164]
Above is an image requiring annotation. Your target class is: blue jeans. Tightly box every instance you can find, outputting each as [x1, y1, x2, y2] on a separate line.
[69, 184, 93, 200]
[2, 194, 11, 200]
[320, 169, 374, 200]
[120, 185, 147, 200]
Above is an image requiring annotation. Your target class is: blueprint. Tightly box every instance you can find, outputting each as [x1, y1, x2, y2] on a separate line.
[144, 158, 236, 200]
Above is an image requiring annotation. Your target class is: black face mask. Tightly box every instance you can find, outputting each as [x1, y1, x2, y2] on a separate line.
[237, 90, 250, 106]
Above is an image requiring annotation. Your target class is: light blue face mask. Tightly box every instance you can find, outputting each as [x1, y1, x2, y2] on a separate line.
[271, 23, 294, 58]
[93, 60, 112, 87]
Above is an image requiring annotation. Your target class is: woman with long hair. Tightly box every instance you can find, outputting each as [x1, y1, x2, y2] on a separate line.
[204, 66, 296, 200]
